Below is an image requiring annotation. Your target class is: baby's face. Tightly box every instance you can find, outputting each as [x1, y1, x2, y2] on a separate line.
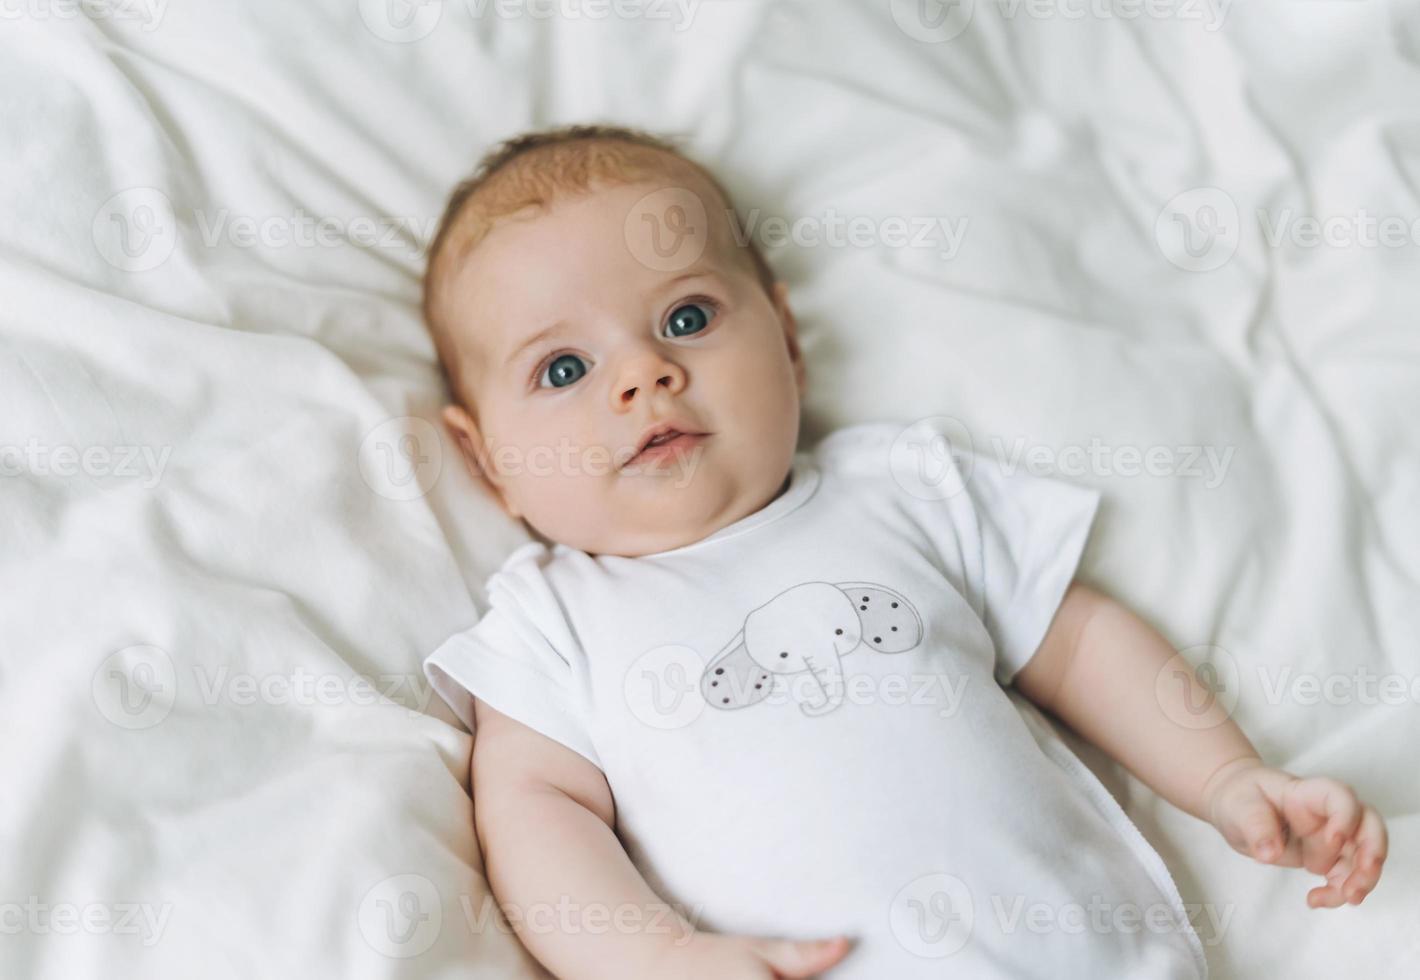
[441, 177, 806, 559]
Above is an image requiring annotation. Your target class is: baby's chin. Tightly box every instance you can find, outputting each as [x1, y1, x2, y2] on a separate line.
[543, 470, 739, 557]
[615, 452, 711, 486]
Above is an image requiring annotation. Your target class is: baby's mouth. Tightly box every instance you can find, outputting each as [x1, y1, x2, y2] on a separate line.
[620, 431, 711, 470]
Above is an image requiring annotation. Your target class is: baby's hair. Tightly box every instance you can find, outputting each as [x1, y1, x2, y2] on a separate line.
[422, 123, 776, 411]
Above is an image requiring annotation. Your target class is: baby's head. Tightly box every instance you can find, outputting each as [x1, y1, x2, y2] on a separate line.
[424, 125, 806, 559]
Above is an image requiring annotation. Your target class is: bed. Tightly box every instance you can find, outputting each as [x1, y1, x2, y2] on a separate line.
[1, 0, 1415, 976]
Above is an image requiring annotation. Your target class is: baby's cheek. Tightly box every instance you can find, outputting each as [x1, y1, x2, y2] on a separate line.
[521, 472, 589, 523]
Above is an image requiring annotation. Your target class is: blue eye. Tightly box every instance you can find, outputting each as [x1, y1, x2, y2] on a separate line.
[665, 302, 715, 338]
[539, 353, 587, 389]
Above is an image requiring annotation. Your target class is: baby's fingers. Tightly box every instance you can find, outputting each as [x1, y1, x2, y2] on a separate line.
[1232, 800, 1288, 863]
[753, 935, 854, 978]
[1306, 858, 1352, 909]
[1336, 804, 1388, 904]
[1283, 777, 1362, 874]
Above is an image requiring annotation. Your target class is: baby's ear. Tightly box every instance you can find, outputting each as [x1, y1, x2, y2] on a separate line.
[440, 404, 521, 520]
[772, 281, 807, 396]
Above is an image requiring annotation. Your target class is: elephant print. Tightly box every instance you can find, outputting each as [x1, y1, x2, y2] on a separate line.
[699, 582, 924, 716]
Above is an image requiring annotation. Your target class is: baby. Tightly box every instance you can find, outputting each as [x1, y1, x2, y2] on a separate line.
[419, 125, 1388, 978]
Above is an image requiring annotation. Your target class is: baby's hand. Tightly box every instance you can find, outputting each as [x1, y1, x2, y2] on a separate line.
[1205, 759, 1388, 908]
[651, 930, 854, 979]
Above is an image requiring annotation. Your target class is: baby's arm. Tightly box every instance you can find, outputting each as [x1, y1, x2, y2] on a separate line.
[468, 698, 853, 979]
[1012, 583, 1388, 908]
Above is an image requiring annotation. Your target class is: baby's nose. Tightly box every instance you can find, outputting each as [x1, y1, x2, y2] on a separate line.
[612, 352, 686, 407]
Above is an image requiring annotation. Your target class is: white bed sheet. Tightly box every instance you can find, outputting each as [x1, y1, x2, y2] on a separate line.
[1, 0, 1416, 977]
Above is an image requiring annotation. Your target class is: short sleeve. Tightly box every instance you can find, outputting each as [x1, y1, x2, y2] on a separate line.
[959, 451, 1101, 685]
[881, 418, 1102, 687]
[423, 546, 601, 771]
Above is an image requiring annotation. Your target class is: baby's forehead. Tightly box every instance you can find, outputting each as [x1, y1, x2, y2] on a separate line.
[468, 193, 743, 325]
[457, 170, 751, 307]
[467, 141, 730, 236]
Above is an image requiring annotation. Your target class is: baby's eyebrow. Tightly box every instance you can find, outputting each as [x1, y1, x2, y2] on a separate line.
[664, 269, 716, 288]
[651, 269, 722, 304]
[503, 320, 570, 369]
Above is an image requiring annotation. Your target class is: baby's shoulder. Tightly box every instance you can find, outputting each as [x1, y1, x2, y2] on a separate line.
[812, 419, 961, 486]
[483, 537, 596, 594]
[479, 539, 565, 600]
[812, 419, 983, 543]
[812, 421, 901, 477]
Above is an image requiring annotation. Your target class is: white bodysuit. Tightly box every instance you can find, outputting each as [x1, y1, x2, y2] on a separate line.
[425, 419, 1208, 979]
